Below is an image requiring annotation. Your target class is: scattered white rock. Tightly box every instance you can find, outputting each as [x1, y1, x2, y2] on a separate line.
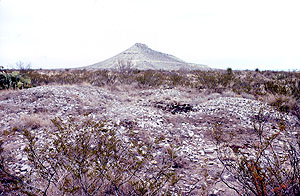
[0, 85, 299, 195]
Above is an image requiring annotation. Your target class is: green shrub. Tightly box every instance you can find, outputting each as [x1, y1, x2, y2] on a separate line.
[0, 71, 31, 90]
[135, 70, 165, 87]
[168, 72, 185, 86]
[195, 71, 219, 90]
[226, 68, 233, 75]
[264, 81, 288, 95]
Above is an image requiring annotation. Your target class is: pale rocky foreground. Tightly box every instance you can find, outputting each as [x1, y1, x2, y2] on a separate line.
[0, 84, 299, 195]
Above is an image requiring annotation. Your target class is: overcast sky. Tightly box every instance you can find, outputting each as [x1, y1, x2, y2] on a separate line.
[1, 0, 300, 70]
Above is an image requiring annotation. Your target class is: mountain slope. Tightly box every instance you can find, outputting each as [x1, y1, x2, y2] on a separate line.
[85, 43, 209, 70]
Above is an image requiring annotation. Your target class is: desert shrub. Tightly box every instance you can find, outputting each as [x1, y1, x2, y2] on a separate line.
[264, 81, 288, 95]
[26, 70, 119, 87]
[232, 79, 253, 94]
[0, 138, 40, 196]
[266, 95, 300, 120]
[90, 70, 117, 86]
[116, 59, 134, 74]
[4, 116, 181, 195]
[195, 70, 236, 92]
[212, 108, 300, 196]
[195, 71, 219, 90]
[26, 70, 51, 86]
[26, 70, 69, 86]
[168, 72, 185, 86]
[220, 71, 234, 88]
[0, 139, 21, 195]
[15, 61, 31, 71]
[135, 70, 165, 87]
[52, 70, 93, 85]
[226, 68, 233, 75]
[115, 60, 137, 84]
[267, 95, 294, 113]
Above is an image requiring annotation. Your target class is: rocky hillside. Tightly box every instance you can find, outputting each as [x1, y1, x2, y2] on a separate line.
[1, 84, 299, 195]
[85, 43, 209, 70]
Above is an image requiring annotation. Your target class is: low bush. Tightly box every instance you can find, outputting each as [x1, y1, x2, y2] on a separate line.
[212, 108, 300, 196]
[135, 70, 165, 87]
[168, 72, 186, 87]
[1, 116, 182, 195]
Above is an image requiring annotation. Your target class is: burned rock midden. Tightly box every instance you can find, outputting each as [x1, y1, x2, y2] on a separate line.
[0, 85, 299, 195]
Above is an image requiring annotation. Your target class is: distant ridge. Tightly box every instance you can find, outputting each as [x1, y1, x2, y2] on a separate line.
[85, 43, 209, 70]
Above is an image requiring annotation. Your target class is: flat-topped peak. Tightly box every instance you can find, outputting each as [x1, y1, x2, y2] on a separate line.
[86, 43, 209, 70]
[133, 43, 148, 48]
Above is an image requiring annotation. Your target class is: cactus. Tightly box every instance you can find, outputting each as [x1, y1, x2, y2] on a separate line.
[0, 71, 31, 90]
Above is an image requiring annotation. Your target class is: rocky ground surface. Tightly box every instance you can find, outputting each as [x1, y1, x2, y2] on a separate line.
[0, 84, 299, 195]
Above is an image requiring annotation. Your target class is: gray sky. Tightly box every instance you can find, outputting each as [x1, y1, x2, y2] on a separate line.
[1, 0, 300, 70]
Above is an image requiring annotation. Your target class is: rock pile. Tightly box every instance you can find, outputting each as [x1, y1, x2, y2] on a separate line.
[0, 85, 299, 195]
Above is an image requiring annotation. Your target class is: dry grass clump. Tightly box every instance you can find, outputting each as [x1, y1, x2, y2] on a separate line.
[13, 113, 52, 130]
[265, 94, 300, 116]
[0, 89, 21, 102]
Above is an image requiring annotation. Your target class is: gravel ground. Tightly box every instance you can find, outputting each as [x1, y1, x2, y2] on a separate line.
[1, 84, 299, 195]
